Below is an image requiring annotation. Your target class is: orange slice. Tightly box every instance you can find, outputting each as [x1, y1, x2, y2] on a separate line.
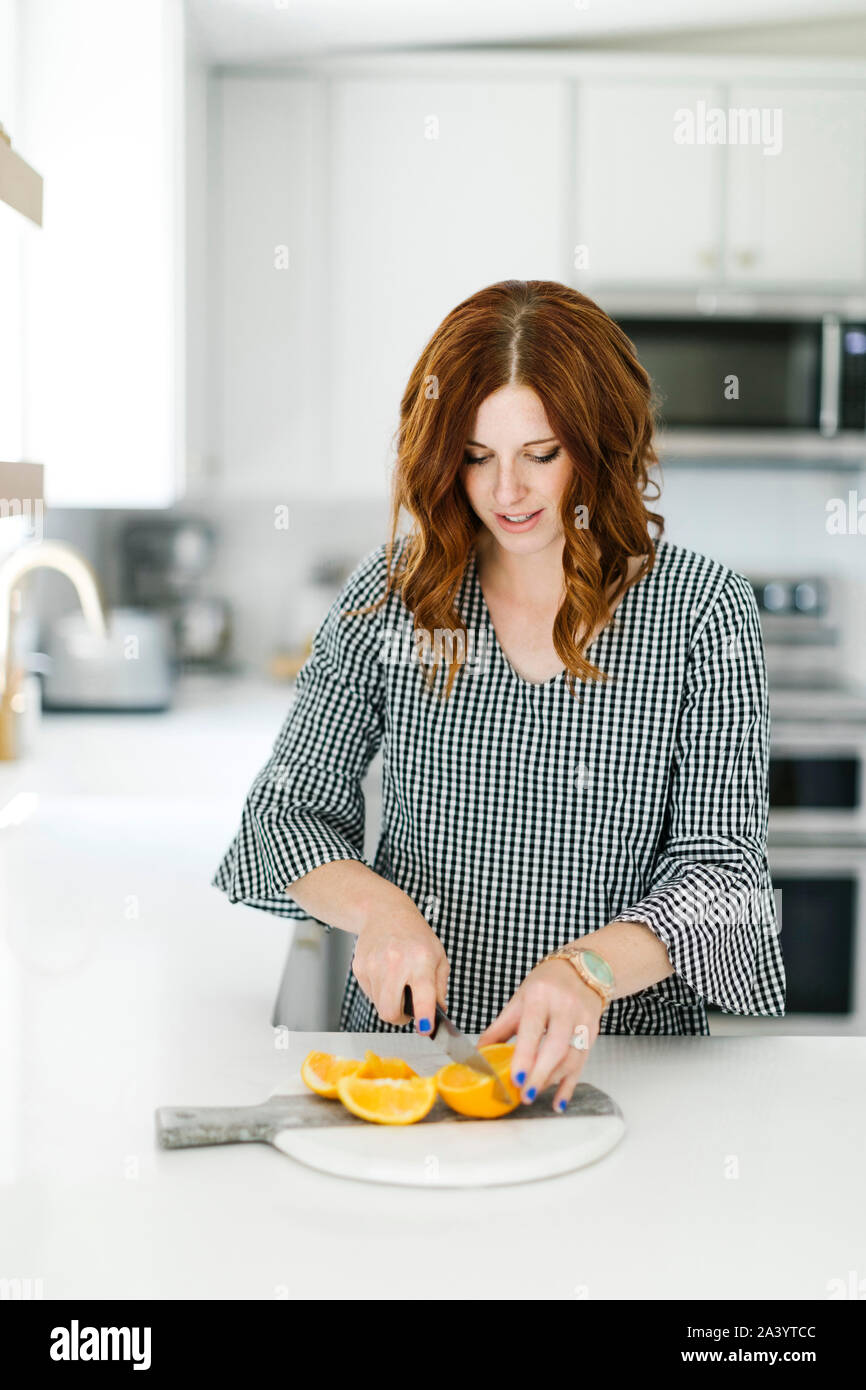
[436, 1043, 521, 1119]
[300, 1050, 363, 1099]
[355, 1050, 418, 1080]
[335, 1074, 438, 1125]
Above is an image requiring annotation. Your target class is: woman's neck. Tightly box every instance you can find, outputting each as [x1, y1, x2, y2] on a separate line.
[474, 528, 648, 613]
[475, 530, 567, 608]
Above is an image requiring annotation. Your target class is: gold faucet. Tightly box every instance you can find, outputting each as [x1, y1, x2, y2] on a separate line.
[0, 540, 109, 759]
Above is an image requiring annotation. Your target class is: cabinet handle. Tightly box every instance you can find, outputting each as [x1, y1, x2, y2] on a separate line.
[732, 248, 758, 269]
[697, 247, 718, 269]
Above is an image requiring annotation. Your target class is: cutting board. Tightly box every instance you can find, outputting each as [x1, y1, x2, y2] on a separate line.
[156, 1082, 625, 1188]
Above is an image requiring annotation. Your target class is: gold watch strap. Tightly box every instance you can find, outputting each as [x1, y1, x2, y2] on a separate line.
[546, 946, 612, 1011]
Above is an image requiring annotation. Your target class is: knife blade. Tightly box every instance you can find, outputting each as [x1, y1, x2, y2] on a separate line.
[402, 986, 514, 1106]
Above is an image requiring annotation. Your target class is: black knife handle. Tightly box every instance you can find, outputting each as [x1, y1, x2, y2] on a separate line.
[402, 985, 439, 1037]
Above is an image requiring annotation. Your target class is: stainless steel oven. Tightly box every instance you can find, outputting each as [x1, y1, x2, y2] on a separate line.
[706, 567, 866, 1035]
[709, 842, 866, 1036]
[765, 843, 866, 1034]
[770, 723, 866, 837]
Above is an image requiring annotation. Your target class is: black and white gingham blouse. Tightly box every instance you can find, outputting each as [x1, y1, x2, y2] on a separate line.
[212, 536, 786, 1035]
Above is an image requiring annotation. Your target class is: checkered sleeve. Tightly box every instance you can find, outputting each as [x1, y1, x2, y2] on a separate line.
[210, 544, 388, 926]
[613, 571, 786, 1016]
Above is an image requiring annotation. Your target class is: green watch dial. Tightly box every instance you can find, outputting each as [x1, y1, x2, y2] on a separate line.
[579, 949, 615, 989]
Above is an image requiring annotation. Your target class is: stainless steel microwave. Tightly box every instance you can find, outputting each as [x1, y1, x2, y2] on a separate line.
[614, 312, 866, 436]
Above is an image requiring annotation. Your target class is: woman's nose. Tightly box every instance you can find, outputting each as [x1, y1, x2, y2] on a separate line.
[491, 464, 529, 507]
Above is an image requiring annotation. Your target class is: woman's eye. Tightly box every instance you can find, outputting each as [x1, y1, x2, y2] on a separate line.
[462, 446, 561, 465]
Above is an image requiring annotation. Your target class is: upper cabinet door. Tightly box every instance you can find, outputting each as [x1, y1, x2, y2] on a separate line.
[575, 81, 724, 286]
[215, 76, 326, 501]
[328, 77, 570, 500]
[724, 86, 866, 286]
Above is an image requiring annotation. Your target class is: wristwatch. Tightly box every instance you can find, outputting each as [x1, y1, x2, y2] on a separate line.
[546, 945, 615, 1012]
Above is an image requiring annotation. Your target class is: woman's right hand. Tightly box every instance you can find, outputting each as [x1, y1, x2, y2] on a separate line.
[352, 904, 449, 1030]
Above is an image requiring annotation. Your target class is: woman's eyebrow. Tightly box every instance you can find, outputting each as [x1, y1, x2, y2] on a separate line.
[465, 436, 558, 448]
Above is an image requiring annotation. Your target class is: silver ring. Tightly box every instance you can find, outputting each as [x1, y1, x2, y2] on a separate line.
[569, 1027, 589, 1051]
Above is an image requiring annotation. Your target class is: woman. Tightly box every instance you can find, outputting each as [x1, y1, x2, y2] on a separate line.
[213, 279, 785, 1113]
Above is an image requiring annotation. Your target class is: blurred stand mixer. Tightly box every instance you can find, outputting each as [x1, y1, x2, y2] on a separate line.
[120, 517, 234, 671]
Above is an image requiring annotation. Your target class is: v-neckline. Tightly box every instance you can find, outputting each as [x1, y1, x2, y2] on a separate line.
[469, 543, 664, 689]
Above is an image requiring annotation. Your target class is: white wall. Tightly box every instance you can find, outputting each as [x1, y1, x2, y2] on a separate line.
[660, 466, 866, 573]
[17, 0, 185, 508]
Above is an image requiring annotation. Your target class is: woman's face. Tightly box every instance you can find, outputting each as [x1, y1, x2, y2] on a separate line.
[460, 384, 573, 556]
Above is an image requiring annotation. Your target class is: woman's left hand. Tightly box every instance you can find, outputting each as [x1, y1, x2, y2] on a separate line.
[477, 959, 605, 1112]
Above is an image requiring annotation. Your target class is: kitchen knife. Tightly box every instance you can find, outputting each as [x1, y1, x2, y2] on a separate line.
[402, 986, 514, 1105]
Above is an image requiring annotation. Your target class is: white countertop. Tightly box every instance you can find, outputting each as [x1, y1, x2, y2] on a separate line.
[1, 674, 864, 1299]
[3, 1020, 865, 1299]
[0, 670, 295, 802]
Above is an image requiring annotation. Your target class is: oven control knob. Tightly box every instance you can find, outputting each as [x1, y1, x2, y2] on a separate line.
[762, 582, 790, 613]
[793, 582, 820, 613]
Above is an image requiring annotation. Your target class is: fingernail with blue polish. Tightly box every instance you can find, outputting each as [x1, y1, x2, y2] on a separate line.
[418, 1018, 431, 1033]
[558, 1099, 567, 1112]
[514, 1071, 526, 1085]
[525, 1087, 536, 1101]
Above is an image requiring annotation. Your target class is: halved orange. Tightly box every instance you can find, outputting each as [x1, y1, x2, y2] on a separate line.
[436, 1043, 521, 1119]
[355, 1050, 418, 1080]
[335, 1074, 438, 1125]
[300, 1050, 363, 1099]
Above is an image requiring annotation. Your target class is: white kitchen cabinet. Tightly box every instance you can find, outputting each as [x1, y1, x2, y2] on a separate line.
[575, 77, 866, 291]
[212, 61, 866, 505]
[575, 81, 725, 286]
[214, 76, 327, 502]
[18, 0, 185, 507]
[724, 85, 866, 286]
[327, 77, 570, 499]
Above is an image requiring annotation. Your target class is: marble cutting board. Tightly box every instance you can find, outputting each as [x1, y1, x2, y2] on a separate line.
[155, 1081, 625, 1188]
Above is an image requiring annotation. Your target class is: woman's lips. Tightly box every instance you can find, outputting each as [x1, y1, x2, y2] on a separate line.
[494, 509, 543, 533]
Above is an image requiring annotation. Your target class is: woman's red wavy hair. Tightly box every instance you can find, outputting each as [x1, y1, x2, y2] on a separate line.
[347, 279, 664, 698]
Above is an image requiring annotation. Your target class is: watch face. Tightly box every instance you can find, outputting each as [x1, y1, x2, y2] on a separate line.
[580, 949, 615, 989]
